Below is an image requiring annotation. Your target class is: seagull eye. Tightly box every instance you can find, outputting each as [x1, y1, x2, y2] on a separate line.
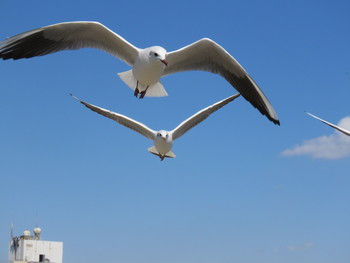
[154, 52, 159, 57]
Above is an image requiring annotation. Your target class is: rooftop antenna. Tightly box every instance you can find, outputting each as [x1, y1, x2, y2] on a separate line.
[10, 223, 13, 239]
[8, 223, 13, 261]
[9, 223, 19, 261]
[36, 211, 39, 228]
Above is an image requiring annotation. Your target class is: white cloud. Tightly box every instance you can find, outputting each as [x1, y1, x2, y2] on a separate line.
[282, 116, 350, 159]
[286, 242, 314, 252]
[273, 242, 314, 254]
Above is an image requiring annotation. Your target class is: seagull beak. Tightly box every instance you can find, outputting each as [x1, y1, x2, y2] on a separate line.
[160, 59, 168, 66]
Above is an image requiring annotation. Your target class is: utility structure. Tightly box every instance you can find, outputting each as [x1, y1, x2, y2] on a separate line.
[9, 227, 63, 263]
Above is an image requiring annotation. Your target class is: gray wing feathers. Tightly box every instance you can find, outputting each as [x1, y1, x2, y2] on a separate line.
[0, 21, 139, 66]
[171, 93, 240, 141]
[72, 96, 156, 140]
[307, 112, 350, 136]
[164, 38, 244, 74]
[164, 38, 279, 125]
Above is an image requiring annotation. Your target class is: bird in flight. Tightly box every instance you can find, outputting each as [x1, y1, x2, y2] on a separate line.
[306, 112, 350, 137]
[71, 93, 241, 160]
[0, 21, 279, 125]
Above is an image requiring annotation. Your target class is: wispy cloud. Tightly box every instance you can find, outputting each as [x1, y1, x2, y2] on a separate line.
[282, 116, 350, 159]
[274, 242, 314, 254]
[286, 242, 314, 252]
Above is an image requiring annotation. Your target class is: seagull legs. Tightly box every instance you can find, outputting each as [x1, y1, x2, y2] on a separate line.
[134, 81, 149, 99]
[134, 81, 140, 97]
[139, 86, 149, 99]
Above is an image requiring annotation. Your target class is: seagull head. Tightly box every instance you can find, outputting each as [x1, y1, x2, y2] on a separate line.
[156, 130, 170, 142]
[148, 46, 168, 66]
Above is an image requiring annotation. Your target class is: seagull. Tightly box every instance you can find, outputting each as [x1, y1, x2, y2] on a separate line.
[0, 21, 279, 125]
[306, 112, 350, 136]
[71, 93, 240, 160]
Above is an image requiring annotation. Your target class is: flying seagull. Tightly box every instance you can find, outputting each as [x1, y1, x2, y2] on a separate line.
[306, 112, 350, 136]
[71, 93, 241, 160]
[0, 21, 279, 125]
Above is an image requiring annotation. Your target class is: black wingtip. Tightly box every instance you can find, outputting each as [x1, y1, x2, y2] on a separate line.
[267, 116, 280, 126]
[70, 93, 82, 103]
[267, 115, 280, 126]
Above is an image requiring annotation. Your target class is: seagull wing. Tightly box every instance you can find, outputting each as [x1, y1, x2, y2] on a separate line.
[0, 21, 139, 66]
[164, 38, 279, 125]
[72, 95, 156, 140]
[306, 112, 350, 136]
[171, 93, 240, 141]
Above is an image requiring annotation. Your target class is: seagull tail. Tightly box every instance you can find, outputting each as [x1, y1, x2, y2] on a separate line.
[147, 146, 176, 159]
[164, 151, 176, 158]
[118, 70, 168, 97]
[146, 82, 168, 97]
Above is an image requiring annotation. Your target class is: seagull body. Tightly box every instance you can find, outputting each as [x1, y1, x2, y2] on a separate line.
[71, 93, 241, 160]
[0, 21, 279, 124]
[306, 112, 350, 136]
[122, 46, 168, 97]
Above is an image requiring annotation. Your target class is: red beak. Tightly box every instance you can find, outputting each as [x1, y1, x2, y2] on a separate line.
[161, 59, 168, 66]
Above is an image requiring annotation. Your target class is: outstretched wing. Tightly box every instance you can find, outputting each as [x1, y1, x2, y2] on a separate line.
[0, 21, 139, 66]
[164, 38, 279, 125]
[72, 95, 156, 140]
[171, 93, 240, 141]
[306, 112, 350, 136]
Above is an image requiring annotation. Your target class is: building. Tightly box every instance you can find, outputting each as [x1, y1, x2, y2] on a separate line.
[9, 228, 63, 263]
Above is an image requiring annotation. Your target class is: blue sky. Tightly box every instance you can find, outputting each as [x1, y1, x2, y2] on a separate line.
[0, 0, 349, 263]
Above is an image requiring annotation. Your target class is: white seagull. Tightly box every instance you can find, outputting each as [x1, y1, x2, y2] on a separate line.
[0, 21, 279, 125]
[306, 112, 350, 136]
[71, 93, 240, 160]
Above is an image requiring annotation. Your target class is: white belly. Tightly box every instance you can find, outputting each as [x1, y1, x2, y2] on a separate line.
[132, 60, 165, 87]
[155, 140, 172, 156]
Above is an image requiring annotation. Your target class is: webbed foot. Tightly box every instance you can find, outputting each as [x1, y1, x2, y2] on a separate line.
[139, 85, 149, 99]
[139, 91, 146, 99]
[134, 87, 139, 97]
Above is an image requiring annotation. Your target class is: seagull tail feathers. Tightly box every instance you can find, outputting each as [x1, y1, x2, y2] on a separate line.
[146, 82, 168, 97]
[118, 70, 168, 97]
[147, 146, 176, 159]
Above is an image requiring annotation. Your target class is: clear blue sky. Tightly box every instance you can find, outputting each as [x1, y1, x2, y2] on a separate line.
[1, 0, 349, 263]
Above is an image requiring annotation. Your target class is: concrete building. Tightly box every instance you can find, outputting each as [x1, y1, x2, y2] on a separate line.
[9, 228, 63, 263]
